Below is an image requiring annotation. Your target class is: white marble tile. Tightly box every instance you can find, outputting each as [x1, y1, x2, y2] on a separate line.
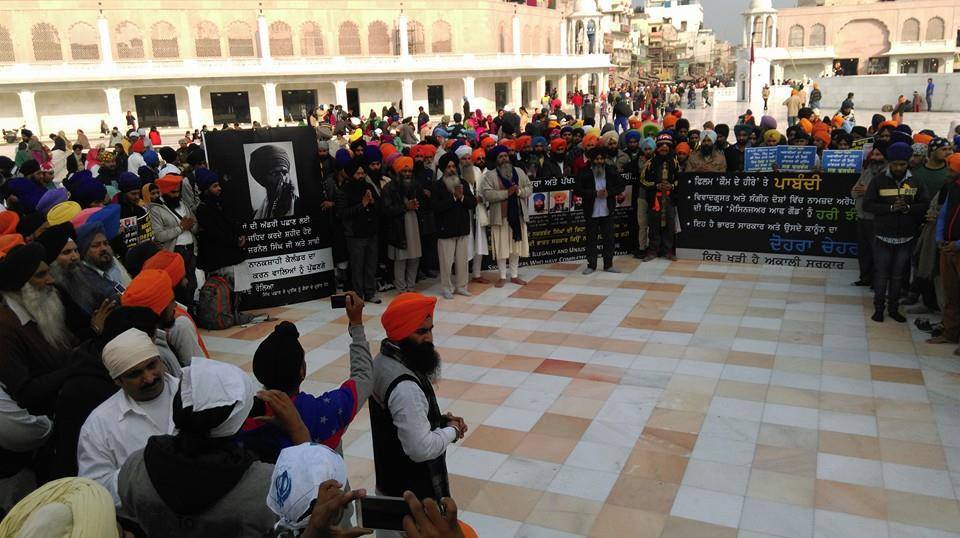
[820, 375, 874, 397]
[732, 338, 779, 356]
[344, 431, 374, 459]
[675, 359, 725, 379]
[458, 511, 523, 538]
[476, 368, 531, 388]
[889, 523, 960, 538]
[482, 406, 544, 432]
[588, 350, 636, 368]
[489, 456, 561, 490]
[816, 453, 883, 488]
[514, 524, 583, 538]
[594, 400, 655, 424]
[671, 485, 744, 528]
[770, 370, 822, 391]
[763, 403, 820, 430]
[564, 440, 632, 474]
[872, 381, 929, 403]
[708, 396, 765, 422]
[722, 364, 774, 384]
[517, 373, 572, 395]
[445, 447, 509, 480]
[502, 388, 558, 413]
[442, 363, 489, 383]
[631, 355, 680, 372]
[870, 351, 921, 369]
[608, 385, 663, 406]
[777, 343, 823, 360]
[814, 510, 889, 538]
[546, 465, 619, 502]
[581, 418, 642, 448]
[740, 498, 814, 538]
[681, 458, 751, 495]
[691, 435, 757, 466]
[548, 345, 596, 363]
[699, 415, 761, 444]
[882, 462, 956, 499]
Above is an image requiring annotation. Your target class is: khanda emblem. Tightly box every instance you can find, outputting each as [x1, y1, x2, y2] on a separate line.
[274, 469, 292, 508]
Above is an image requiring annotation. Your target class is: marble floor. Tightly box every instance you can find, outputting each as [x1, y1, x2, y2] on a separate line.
[204, 257, 960, 538]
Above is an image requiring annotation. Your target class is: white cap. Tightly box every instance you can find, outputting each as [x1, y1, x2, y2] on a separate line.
[267, 443, 348, 530]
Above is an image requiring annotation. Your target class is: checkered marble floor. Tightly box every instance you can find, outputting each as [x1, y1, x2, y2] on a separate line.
[202, 257, 960, 538]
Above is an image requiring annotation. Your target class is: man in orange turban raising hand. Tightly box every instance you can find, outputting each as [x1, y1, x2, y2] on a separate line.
[369, 292, 465, 507]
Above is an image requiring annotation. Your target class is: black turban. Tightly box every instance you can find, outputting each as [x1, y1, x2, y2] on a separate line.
[248, 145, 291, 186]
[0, 243, 45, 291]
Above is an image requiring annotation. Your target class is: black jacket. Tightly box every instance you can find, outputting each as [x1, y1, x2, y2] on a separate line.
[414, 167, 436, 235]
[863, 170, 929, 240]
[336, 177, 380, 238]
[67, 153, 85, 174]
[432, 178, 477, 239]
[380, 179, 420, 249]
[574, 165, 624, 218]
[196, 195, 246, 272]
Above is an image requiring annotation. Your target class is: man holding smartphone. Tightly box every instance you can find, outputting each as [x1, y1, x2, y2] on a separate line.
[369, 292, 466, 529]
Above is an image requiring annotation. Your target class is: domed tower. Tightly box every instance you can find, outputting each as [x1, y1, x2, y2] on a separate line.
[743, 0, 778, 49]
[568, 0, 601, 55]
[736, 0, 778, 103]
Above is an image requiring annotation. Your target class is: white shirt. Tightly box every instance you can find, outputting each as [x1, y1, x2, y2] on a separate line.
[387, 381, 457, 463]
[0, 385, 52, 453]
[77, 373, 178, 506]
[592, 169, 609, 218]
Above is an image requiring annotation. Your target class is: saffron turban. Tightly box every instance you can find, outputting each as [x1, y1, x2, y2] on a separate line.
[47, 201, 81, 226]
[392, 156, 414, 174]
[143, 250, 186, 287]
[550, 138, 567, 152]
[675, 142, 691, 156]
[947, 153, 960, 174]
[582, 133, 599, 149]
[155, 174, 183, 195]
[662, 115, 678, 130]
[382, 292, 437, 342]
[121, 269, 174, 315]
[0, 233, 24, 258]
[480, 137, 496, 151]
[914, 133, 933, 145]
[102, 327, 159, 379]
[814, 130, 831, 147]
[380, 143, 398, 159]
[471, 148, 486, 164]
[0, 210, 18, 235]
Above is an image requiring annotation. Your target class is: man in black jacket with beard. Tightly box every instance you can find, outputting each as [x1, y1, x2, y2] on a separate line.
[641, 132, 680, 261]
[336, 157, 382, 303]
[194, 169, 246, 285]
[575, 147, 624, 275]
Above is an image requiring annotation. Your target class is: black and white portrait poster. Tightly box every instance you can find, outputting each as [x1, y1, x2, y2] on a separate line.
[204, 127, 334, 308]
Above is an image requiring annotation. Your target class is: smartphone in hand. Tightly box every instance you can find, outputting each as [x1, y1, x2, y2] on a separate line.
[330, 294, 347, 309]
[356, 495, 412, 531]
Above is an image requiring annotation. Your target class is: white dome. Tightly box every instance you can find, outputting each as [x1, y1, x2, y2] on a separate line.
[574, 0, 599, 15]
[749, 0, 774, 10]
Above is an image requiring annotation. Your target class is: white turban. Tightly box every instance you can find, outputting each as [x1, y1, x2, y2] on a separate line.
[454, 145, 473, 159]
[349, 117, 361, 127]
[101, 328, 159, 379]
[179, 358, 253, 439]
[267, 443, 348, 531]
[702, 129, 718, 144]
[0, 477, 116, 537]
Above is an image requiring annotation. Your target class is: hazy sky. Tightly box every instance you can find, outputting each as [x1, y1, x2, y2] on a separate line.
[695, 0, 796, 43]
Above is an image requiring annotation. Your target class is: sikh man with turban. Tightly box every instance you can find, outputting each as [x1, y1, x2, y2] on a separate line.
[77, 327, 178, 506]
[479, 145, 532, 287]
[460, 147, 490, 284]
[576, 147, 624, 275]
[370, 293, 465, 509]
[640, 132, 681, 261]
[381, 156, 423, 293]
[685, 129, 727, 173]
[143, 250, 209, 361]
[249, 144, 299, 219]
[148, 173, 198, 308]
[0, 477, 121, 537]
[433, 152, 478, 299]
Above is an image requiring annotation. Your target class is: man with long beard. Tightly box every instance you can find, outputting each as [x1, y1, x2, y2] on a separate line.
[433, 152, 477, 299]
[77, 327, 177, 506]
[641, 132, 680, 261]
[576, 147, 624, 275]
[381, 157, 423, 293]
[0, 243, 74, 415]
[480, 145, 532, 287]
[460, 147, 490, 284]
[370, 293, 465, 507]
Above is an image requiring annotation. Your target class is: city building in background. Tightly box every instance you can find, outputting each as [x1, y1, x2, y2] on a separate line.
[0, 0, 613, 136]
[629, 0, 732, 81]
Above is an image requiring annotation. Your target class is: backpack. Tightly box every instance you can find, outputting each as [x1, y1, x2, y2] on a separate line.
[196, 275, 236, 330]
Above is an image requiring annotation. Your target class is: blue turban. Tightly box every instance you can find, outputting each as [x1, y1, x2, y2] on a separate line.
[335, 148, 352, 169]
[76, 221, 104, 255]
[624, 130, 641, 143]
[434, 127, 450, 138]
[532, 136, 547, 149]
[886, 142, 913, 162]
[954, 135, 960, 151]
[841, 120, 854, 134]
[142, 149, 159, 167]
[463, 129, 477, 141]
[641, 137, 656, 151]
[71, 176, 108, 208]
[194, 168, 219, 191]
[362, 146, 383, 164]
[36, 188, 69, 215]
[64, 169, 93, 193]
[3, 178, 45, 212]
[86, 204, 121, 241]
[118, 172, 140, 193]
[487, 145, 509, 163]
[559, 126, 573, 135]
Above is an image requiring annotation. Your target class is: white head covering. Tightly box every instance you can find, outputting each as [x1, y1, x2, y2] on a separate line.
[349, 117, 361, 127]
[267, 443, 348, 530]
[179, 358, 253, 438]
[101, 328, 159, 379]
[454, 145, 473, 159]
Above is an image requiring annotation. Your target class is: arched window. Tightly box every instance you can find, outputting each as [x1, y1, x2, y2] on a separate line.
[69, 22, 100, 60]
[809, 23, 825, 46]
[32, 23, 62, 61]
[765, 16, 774, 47]
[431, 20, 452, 53]
[407, 20, 425, 54]
[269, 21, 293, 56]
[498, 23, 508, 53]
[788, 25, 804, 47]
[0, 25, 13, 62]
[587, 20, 596, 53]
[926, 17, 945, 41]
[546, 30, 552, 54]
[338, 21, 361, 55]
[752, 17, 763, 46]
[368, 20, 391, 55]
[115, 21, 143, 59]
[195, 21, 221, 57]
[902, 18, 920, 42]
[227, 21, 255, 57]
[300, 22, 324, 56]
[151, 21, 179, 58]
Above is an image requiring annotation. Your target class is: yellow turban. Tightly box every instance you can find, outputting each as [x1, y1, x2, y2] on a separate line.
[46, 201, 82, 226]
[349, 128, 363, 143]
[0, 477, 116, 537]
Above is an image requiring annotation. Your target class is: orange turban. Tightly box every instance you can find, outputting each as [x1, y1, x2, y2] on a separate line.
[143, 250, 186, 287]
[420, 144, 437, 158]
[831, 115, 844, 128]
[629, 116, 642, 129]
[470, 148, 486, 164]
[550, 138, 567, 152]
[675, 142, 691, 156]
[0, 211, 19, 235]
[582, 133, 599, 149]
[798, 119, 812, 134]
[516, 136, 532, 151]
[392, 156, 414, 174]
[914, 133, 933, 145]
[0, 234, 24, 258]
[814, 130, 831, 146]
[156, 174, 183, 195]
[480, 137, 496, 150]
[879, 120, 899, 130]
[499, 139, 515, 150]
[121, 269, 174, 316]
[381, 292, 437, 342]
[948, 153, 960, 174]
[380, 143, 398, 158]
[663, 115, 678, 130]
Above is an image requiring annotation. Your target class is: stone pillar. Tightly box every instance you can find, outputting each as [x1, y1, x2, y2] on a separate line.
[887, 58, 898, 75]
[262, 82, 279, 125]
[98, 16, 113, 64]
[258, 15, 271, 62]
[560, 20, 567, 55]
[535, 75, 546, 105]
[510, 76, 522, 109]
[186, 84, 203, 129]
[104, 87, 123, 130]
[557, 74, 567, 103]
[577, 73, 589, 92]
[512, 15, 521, 56]
[18, 90, 39, 135]
[401, 79, 414, 117]
[398, 14, 409, 57]
[334, 80, 349, 109]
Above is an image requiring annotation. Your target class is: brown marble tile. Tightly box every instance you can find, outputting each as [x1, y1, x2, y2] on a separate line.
[642, 343, 688, 359]
[660, 516, 739, 537]
[886, 490, 960, 532]
[736, 327, 781, 342]
[815, 479, 888, 520]
[459, 350, 505, 368]
[492, 327, 533, 341]
[495, 355, 545, 373]
[752, 445, 817, 477]
[874, 399, 935, 422]
[547, 395, 604, 419]
[530, 413, 591, 440]
[748, 469, 815, 507]
[561, 334, 610, 350]
[636, 427, 699, 457]
[620, 316, 663, 330]
[577, 364, 625, 384]
[645, 408, 705, 435]
[607, 474, 680, 513]
[715, 379, 768, 402]
[818, 392, 876, 415]
[599, 338, 644, 354]
[623, 448, 689, 482]
[870, 365, 925, 385]
[459, 383, 514, 405]
[512, 433, 578, 463]
[683, 346, 731, 363]
[467, 481, 543, 521]
[461, 425, 527, 454]
[534, 358, 585, 378]
[561, 294, 607, 313]
[818, 431, 881, 460]
[456, 324, 498, 338]
[525, 330, 571, 345]
[656, 320, 700, 334]
[757, 424, 820, 451]
[766, 386, 820, 409]
[435, 378, 474, 399]
[726, 350, 775, 368]
[879, 438, 948, 469]
[877, 416, 942, 444]
[446, 474, 487, 507]
[589, 505, 667, 538]
[525, 492, 603, 535]
[562, 378, 618, 399]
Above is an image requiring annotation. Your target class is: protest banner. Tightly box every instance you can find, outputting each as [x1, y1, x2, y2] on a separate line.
[822, 150, 864, 174]
[745, 146, 818, 172]
[743, 146, 779, 172]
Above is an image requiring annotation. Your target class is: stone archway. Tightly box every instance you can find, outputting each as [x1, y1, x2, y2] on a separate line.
[834, 19, 890, 75]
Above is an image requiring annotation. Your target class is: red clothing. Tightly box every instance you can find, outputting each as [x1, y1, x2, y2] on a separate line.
[572, 94, 584, 107]
[149, 131, 162, 146]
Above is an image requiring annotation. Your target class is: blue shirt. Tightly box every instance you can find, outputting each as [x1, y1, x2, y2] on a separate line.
[592, 169, 609, 218]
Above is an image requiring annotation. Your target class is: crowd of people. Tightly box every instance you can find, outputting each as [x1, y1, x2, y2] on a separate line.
[0, 76, 960, 535]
